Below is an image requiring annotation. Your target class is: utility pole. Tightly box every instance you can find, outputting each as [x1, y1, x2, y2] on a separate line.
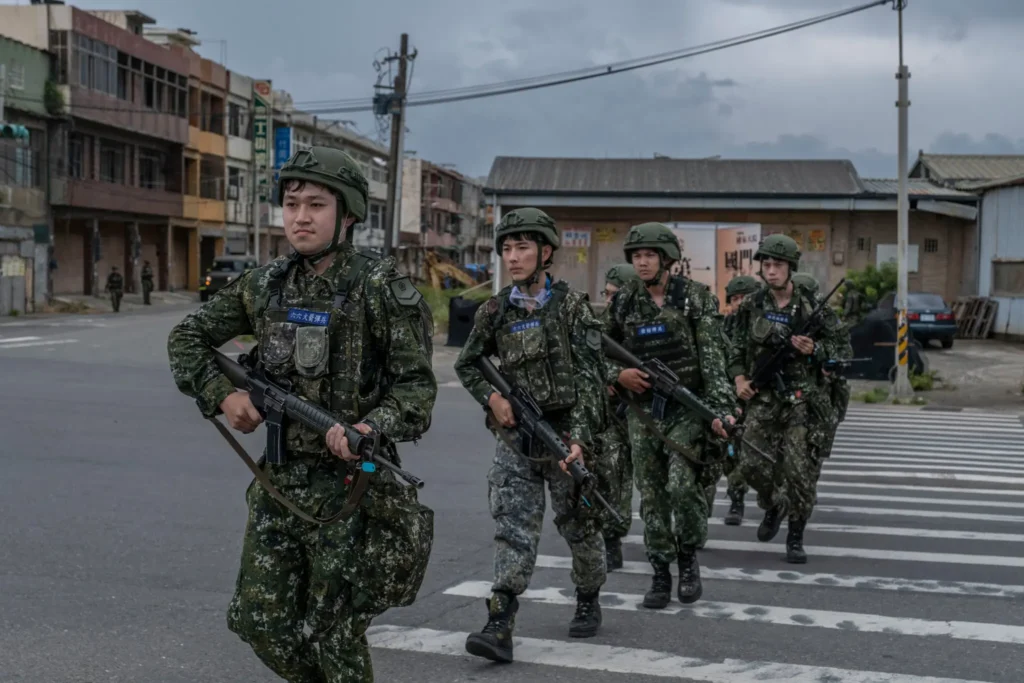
[381, 34, 413, 259]
[891, 0, 914, 399]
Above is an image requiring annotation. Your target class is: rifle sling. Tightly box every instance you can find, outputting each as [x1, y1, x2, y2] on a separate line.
[208, 417, 370, 526]
[620, 392, 725, 468]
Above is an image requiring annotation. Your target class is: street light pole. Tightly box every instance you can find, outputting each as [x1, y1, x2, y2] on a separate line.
[891, 0, 914, 399]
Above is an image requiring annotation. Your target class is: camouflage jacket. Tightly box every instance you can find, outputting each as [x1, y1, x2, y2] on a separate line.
[602, 276, 737, 418]
[167, 242, 437, 445]
[454, 280, 606, 447]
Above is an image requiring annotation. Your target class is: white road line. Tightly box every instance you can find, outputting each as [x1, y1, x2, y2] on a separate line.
[833, 445, 1024, 459]
[439, 380, 462, 388]
[825, 462, 1024, 475]
[832, 453, 1024, 466]
[822, 470, 1024, 485]
[816, 481, 1024, 497]
[534, 555, 1024, 599]
[630, 520, 1024, 543]
[444, 581, 1024, 645]
[843, 409, 1022, 421]
[706, 503, 1024, 524]
[697, 539, 1024, 568]
[784, 491, 1024, 510]
[0, 339, 79, 349]
[839, 424, 1024, 437]
[367, 625, 988, 683]
[0, 336, 40, 343]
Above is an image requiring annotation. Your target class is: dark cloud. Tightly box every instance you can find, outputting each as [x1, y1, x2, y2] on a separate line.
[927, 132, 1024, 156]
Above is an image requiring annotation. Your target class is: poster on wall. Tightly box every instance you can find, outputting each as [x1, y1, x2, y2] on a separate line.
[715, 224, 762, 309]
[666, 223, 717, 290]
[563, 228, 592, 248]
[808, 229, 826, 252]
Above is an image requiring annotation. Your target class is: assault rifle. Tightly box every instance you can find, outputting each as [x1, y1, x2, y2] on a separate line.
[212, 348, 424, 489]
[474, 355, 625, 526]
[823, 357, 872, 374]
[601, 333, 775, 464]
[747, 277, 846, 393]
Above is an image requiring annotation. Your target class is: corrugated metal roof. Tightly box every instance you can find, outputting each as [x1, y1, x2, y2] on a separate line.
[917, 154, 1024, 183]
[957, 173, 1024, 192]
[486, 156, 865, 196]
[860, 178, 977, 198]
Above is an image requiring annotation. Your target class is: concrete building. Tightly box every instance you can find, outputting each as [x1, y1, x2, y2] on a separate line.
[0, 4, 191, 296]
[224, 70, 253, 255]
[0, 35, 52, 314]
[484, 156, 979, 304]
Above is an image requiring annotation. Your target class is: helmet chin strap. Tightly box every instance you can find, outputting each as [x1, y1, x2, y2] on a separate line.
[642, 256, 668, 287]
[299, 207, 346, 266]
[758, 262, 793, 291]
[511, 239, 547, 288]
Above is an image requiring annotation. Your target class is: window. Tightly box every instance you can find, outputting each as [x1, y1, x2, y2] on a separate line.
[908, 293, 946, 309]
[68, 132, 88, 179]
[0, 128, 42, 187]
[924, 238, 939, 253]
[98, 139, 127, 184]
[369, 203, 384, 231]
[228, 103, 246, 138]
[200, 158, 224, 200]
[227, 166, 243, 200]
[856, 236, 870, 252]
[992, 261, 1024, 297]
[7, 61, 25, 90]
[139, 148, 167, 190]
[50, 31, 69, 84]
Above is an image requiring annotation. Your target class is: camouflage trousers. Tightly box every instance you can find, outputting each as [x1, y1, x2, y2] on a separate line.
[627, 403, 708, 565]
[722, 453, 749, 498]
[488, 441, 607, 596]
[227, 461, 380, 683]
[598, 416, 634, 541]
[737, 398, 817, 521]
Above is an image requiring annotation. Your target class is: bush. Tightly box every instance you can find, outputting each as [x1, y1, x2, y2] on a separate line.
[423, 285, 491, 333]
[837, 262, 898, 324]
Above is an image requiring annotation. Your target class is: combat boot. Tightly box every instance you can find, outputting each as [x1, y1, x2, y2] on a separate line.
[757, 501, 789, 542]
[568, 588, 602, 638]
[676, 547, 703, 604]
[465, 592, 518, 663]
[642, 562, 673, 609]
[605, 537, 623, 571]
[786, 519, 807, 564]
[724, 491, 744, 526]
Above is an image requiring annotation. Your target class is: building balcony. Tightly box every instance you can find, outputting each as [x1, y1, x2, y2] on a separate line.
[426, 197, 462, 214]
[184, 195, 225, 223]
[227, 136, 252, 162]
[51, 177, 183, 217]
[226, 199, 251, 226]
[0, 186, 46, 227]
[188, 126, 227, 157]
[68, 86, 189, 145]
[369, 178, 388, 201]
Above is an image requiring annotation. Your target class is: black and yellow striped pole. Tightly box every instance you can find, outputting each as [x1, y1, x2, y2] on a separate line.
[897, 310, 909, 368]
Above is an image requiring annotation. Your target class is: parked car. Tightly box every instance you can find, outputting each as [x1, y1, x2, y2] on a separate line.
[876, 291, 957, 349]
[199, 256, 258, 302]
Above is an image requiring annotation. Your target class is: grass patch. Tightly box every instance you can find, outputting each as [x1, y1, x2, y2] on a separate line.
[423, 285, 491, 333]
[42, 299, 92, 314]
[236, 334, 255, 343]
[854, 387, 890, 403]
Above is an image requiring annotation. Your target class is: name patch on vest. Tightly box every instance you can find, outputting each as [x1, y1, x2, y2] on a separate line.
[287, 308, 330, 326]
[764, 311, 791, 325]
[510, 319, 541, 333]
[637, 323, 667, 337]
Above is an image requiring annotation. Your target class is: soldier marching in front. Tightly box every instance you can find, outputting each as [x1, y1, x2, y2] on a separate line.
[167, 145, 437, 682]
[599, 263, 641, 570]
[603, 223, 736, 609]
[454, 208, 609, 663]
[727, 235, 845, 563]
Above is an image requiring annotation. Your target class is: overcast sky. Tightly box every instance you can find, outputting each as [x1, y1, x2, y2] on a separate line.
[65, 0, 1024, 180]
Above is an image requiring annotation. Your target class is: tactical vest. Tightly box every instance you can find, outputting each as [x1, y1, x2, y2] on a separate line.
[620, 277, 703, 393]
[253, 251, 381, 454]
[746, 287, 817, 384]
[492, 281, 576, 412]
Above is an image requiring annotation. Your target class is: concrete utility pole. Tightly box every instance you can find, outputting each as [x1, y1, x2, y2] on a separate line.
[382, 34, 411, 259]
[891, 0, 914, 399]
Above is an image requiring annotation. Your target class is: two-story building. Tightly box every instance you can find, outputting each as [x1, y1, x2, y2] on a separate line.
[0, 4, 190, 296]
[224, 70, 252, 255]
[0, 35, 52, 314]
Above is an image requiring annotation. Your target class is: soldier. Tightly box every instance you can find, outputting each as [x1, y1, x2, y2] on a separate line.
[166, 145, 437, 682]
[727, 235, 845, 563]
[600, 263, 640, 570]
[105, 266, 124, 312]
[720, 274, 760, 526]
[455, 208, 608, 662]
[141, 260, 154, 305]
[603, 222, 736, 609]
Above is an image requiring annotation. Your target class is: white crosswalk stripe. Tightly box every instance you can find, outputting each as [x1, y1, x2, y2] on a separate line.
[0, 335, 78, 350]
[372, 406, 1024, 681]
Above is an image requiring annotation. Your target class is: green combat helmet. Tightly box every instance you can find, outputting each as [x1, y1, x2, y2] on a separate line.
[725, 274, 760, 299]
[605, 263, 639, 288]
[791, 272, 819, 295]
[623, 222, 681, 286]
[494, 207, 560, 287]
[753, 233, 800, 289]
[275, 146, 369, 264]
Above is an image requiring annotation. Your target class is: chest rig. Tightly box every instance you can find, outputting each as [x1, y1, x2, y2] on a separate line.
[620, 276, 703, 418]
[254, 251, 378, 462]
[747, 287, 816, 389]
[492, 281, 576, 413]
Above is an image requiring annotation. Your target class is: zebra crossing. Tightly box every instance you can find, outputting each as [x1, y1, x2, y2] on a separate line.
[368, 406, 1024, 682]
[0, 334, 79, 350]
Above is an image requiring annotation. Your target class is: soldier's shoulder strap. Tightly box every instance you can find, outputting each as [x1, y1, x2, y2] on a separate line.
[332, 250, 380, 308]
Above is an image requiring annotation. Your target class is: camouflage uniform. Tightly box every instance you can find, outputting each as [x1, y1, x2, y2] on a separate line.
[604, 223, 737, 609]
[106, 267, 124, 312]
[167, 146, 437, 683]
[719, 275, 760, 526]
[727, 235, 845, 564]
[598, 263, 640, 571]
[455, 208, 608, 661]
[141, 261, 154, 305]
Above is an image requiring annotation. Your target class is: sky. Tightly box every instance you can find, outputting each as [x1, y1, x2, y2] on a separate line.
[59, 0, 1024, 180]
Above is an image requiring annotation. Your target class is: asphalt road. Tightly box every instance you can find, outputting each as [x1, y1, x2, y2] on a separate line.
[3, 308, 1024, 682]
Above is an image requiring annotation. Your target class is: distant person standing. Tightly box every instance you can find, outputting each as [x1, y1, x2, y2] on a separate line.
[105, 266, 124, 312]
[141, 260, 154, 305]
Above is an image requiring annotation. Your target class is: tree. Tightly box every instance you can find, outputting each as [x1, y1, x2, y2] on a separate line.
[837, 261, 898, 325]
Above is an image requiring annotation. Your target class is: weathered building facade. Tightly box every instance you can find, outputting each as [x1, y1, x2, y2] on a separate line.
[967, 174, 1024, 338]
[485, 156, 979, 306]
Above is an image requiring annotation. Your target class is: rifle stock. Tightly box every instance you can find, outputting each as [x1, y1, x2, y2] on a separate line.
[212, 348, 424, 489]
[474, 355, 624, 526]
